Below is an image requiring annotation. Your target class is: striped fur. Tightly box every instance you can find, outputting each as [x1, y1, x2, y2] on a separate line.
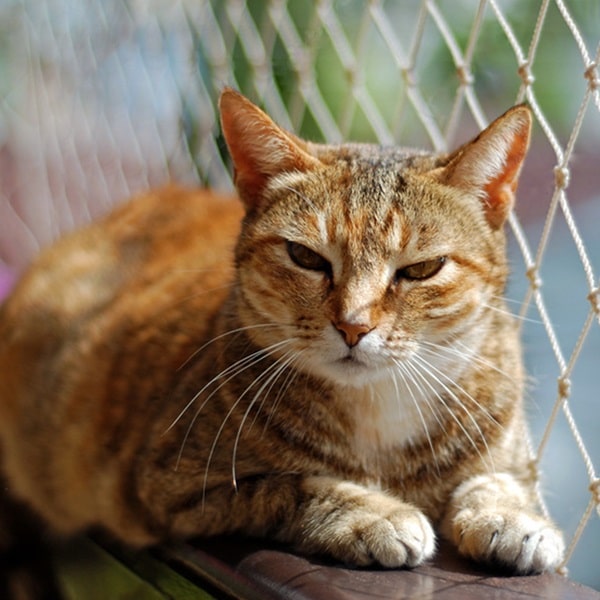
[0, 90, 563, 573]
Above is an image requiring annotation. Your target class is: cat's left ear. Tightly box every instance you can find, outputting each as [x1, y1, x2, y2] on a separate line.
[441, 105, 532, 229]
[219, 88, 321, 210]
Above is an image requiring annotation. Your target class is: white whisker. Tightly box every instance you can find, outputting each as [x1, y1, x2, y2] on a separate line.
[490, 294, 526, 306]
[230, 349, 299, 489]
[420, 339, 514, 382]
[415, 346, 502, 432]
[260, 353, 307, 436]
[248, 349, 301, 432]
[483, 302, 541, 325]
[404, 353, 495, 472]
[170, 339, 294, 471]
[177, 323, 280, 371]
[389, 361, 442, 476]
[170, 343, 272, 432]
[199, 342, 297, 503]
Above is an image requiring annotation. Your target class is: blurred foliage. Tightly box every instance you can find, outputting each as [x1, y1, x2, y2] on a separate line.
[1, 1, 597, 151]
[208, 0, 599, 146]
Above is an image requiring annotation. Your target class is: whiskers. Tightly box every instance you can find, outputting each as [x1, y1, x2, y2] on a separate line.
[176, 323, 279, 372]
[229, 348, 302, 489]
[486, 295, 542, 326]
[387, 361, 444, 476]
[483, 301, 542, 325]
[388, 339, 511, 474]
[164, 310, 514, 503]
[166, 323, 304, 508]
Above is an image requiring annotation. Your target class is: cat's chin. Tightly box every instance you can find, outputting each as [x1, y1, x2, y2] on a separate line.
[308, 356, 390, 389]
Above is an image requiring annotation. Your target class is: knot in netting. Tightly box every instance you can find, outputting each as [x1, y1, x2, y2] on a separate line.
[526, 265, 542, 290]
[588, 288, 600, 315]
[557, 375, 572, 400]
[584, 62, 599, 91]
[553, 166, 570, 190]
[402, 68, 416, 87]
[590, 479, 600, 506]
[518, 62, 535, 86]
[456, 65, 474, 86]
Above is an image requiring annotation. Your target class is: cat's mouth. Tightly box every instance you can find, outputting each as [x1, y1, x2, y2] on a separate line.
[309, 348, 391, 388]
[340, 354, 362, 364]
[337, 353, 368, 368]
[326, 352, 389, 388]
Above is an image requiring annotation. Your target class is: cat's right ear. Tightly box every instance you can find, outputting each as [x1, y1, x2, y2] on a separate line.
[440, 105, 532, 229]
[219, 89, 320, 210]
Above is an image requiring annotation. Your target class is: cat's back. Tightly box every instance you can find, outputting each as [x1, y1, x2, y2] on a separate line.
[4, 186, 240, 310]
[2, 185, 241, 346]
[3, 186, 240, 325]
[0, 187, 242, 527]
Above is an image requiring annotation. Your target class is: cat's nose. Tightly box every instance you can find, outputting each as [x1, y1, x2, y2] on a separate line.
[333, 320, 372, 348]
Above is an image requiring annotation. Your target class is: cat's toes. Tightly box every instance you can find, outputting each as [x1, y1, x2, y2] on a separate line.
[302, 497, 436, 568]
[297, 481, 435, 568]
[334, 505, 436, 568]
[515, 521, 564, 574]
[454, 509, 565, 574]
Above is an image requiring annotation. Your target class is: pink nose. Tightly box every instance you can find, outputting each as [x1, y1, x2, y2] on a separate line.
[333, 321, 372, 348]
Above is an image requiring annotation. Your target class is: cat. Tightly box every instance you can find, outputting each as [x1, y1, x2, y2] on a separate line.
[0, 88, 564, 575]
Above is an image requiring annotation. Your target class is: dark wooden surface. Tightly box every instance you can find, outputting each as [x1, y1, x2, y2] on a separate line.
[158, 536, 600, 600]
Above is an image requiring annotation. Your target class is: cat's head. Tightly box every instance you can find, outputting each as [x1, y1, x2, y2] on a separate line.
[219, 89, 531, 389]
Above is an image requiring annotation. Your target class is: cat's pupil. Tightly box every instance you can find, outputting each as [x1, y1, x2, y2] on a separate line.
[395, 257, 446, 282]
[286, 241, 332, 276]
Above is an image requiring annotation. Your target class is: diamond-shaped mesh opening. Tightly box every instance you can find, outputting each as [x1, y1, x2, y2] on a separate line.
[0, 0, 598, 589]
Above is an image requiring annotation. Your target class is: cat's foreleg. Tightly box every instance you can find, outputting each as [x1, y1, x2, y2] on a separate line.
[441, 473, 564, 573]
[173, 474, 435, 568]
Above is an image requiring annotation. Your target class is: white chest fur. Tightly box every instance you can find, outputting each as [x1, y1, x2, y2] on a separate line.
[343, 376, 441, 460]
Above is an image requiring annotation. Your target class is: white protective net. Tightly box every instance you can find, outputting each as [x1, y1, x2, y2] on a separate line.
[0, 0, 598, 589]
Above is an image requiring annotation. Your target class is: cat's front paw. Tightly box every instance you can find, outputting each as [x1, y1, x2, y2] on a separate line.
[452, 508, 564, 574]
[343, 503, 436, 568]
[298, 482, 435, 568]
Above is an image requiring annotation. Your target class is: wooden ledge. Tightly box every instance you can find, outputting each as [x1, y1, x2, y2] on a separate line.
[155, 537, 599, 600]
[54, 534, 597, 600]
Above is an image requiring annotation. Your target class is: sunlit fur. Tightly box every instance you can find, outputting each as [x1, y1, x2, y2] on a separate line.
[0, 90, 563, 573]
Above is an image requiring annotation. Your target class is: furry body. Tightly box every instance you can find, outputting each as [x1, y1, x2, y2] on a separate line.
[0, 91, 563, 573]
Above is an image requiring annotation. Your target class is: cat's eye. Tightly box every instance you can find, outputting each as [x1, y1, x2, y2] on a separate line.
[286, 241, 332, 276]
[395, 257, 446, 282]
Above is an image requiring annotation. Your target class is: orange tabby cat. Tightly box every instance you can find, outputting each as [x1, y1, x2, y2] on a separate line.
[0, 89, 564, 574]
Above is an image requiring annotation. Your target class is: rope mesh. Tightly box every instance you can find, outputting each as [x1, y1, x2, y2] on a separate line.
[0, 0, 598, 588]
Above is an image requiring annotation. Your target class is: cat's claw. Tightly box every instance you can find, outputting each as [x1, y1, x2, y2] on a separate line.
[454, 509, 564, 574]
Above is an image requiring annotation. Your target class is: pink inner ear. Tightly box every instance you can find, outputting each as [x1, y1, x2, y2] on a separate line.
[483, 123, 530, 229]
